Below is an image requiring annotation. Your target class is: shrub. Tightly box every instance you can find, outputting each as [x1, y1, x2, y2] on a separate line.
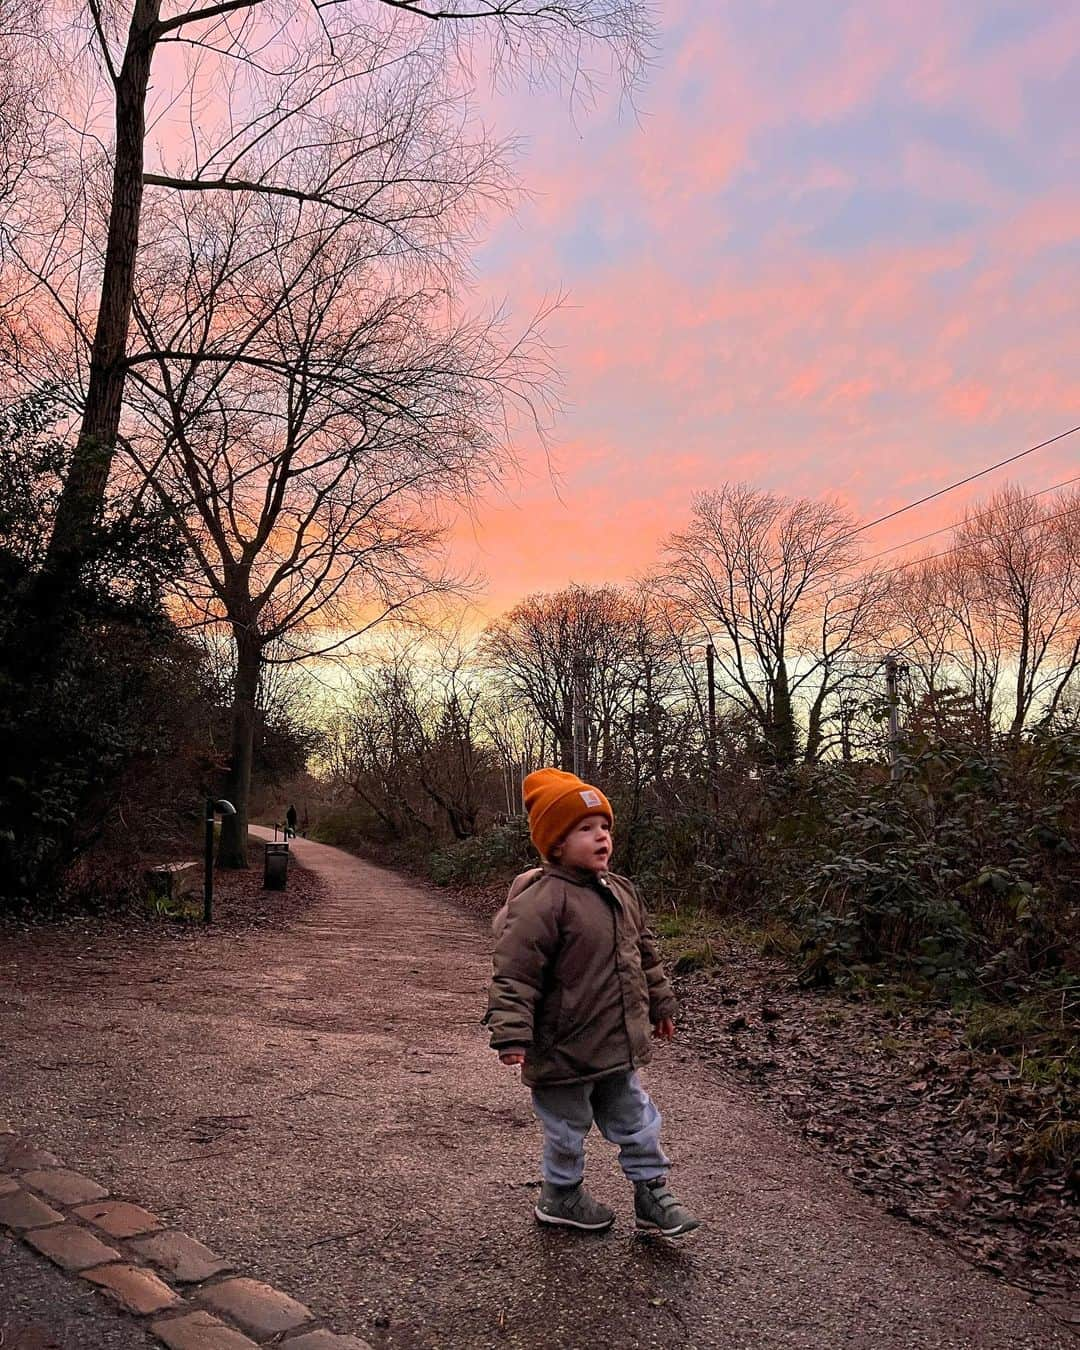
[793, 736, 1080, 993]
[0, 393, 213, 915]
[428, 816, 533, 887]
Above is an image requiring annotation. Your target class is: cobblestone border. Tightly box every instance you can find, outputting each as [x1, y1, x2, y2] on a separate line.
[0, 1120, 372, 1350]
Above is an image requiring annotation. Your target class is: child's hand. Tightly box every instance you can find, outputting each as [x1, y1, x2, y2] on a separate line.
[499, 1050, 526, 1066]
[652, 1018, 676, 1041]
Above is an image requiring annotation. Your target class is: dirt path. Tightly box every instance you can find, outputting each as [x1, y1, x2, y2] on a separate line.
[1, 832, 1073, 1349]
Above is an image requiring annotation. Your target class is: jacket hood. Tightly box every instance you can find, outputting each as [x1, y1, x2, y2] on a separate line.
[492, 867, 544, 940]
[508, 867, 544, 901]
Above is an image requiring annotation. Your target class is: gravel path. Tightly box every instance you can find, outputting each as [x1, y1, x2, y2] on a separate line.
[0, 1231, 157, 1349]
[0, 831, 1073, 1349]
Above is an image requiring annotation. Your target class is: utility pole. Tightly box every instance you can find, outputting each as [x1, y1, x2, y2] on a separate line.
[884, 655, 903, 782]
[572, 660, 587, 778]
[706, 643, 720, 813]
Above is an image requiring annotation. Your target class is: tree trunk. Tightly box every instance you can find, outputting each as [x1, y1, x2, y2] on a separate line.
[218, 626, 262, 869]
[45, 0, 160, 574]
[804, 677, 831, 764]
[769, 658, 799, 766]
[1010, 608, 1032, 739]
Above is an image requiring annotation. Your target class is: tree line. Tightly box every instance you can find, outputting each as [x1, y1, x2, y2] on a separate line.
[320, 478, 1079, 1004]
[325, 479, 1080, 848]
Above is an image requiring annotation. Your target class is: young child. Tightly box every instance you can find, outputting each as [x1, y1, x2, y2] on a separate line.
[484, 768, 699, 1237]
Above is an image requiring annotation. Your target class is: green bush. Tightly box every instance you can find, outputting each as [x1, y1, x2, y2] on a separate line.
[793, 735, 1080, 994]
[309, 808, 364, 849]
[427, 816, 532, 886]
[0, 393, 203, 915]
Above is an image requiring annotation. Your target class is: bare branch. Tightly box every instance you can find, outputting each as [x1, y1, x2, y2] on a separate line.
[154, 0, 263, 38]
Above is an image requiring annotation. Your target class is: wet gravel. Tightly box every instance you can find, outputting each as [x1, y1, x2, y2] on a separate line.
[0, 832, 1074, 1349]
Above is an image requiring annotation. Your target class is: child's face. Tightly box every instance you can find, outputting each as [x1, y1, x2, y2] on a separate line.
[553, 814, 612, 873]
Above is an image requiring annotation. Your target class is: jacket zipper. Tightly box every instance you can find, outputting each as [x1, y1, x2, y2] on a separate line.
[599, 877, 636, 1068]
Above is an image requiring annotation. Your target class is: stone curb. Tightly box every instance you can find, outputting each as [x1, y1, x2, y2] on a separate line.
[0, 1128, 373, 1349]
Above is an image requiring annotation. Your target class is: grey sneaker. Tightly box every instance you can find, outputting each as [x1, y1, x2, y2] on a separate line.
[634, 1177, 700, 1237]
[534, 1181, 615, 1232]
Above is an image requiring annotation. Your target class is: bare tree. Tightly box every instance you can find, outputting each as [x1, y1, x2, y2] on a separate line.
[0, 0, 53, 378]
[8, 0, 652, 579]
[882, 556, 960, 738]
[399, 635, 496, 840]
[479, 581, 690, 802]
[1041, 488, 1080, 725]
[118, 155, 548, 862]
[887, 552, 1002, 746]
[0, 0, 44, 219]
[661, 485, 887, 766]
[477, 685, 545, 811]
[886, 485, 1080, 741]
[326, 633, 499, 841]
[324, 649, 436, 839]
[607, 585, 692, 790]
[481, 583, 634, 773]
[955, 485, 1080, 736]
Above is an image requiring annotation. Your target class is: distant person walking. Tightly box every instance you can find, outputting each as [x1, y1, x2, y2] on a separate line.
[485, 768, 700, 1238]
[285, 804, 298, 839]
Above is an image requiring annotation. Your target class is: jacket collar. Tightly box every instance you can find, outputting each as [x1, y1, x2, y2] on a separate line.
[542, 862, 622, 903]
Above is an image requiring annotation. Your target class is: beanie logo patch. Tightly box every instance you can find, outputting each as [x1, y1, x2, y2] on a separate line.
[579, 789, 602, 807]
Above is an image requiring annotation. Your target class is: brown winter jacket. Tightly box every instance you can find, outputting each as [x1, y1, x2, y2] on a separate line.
[484, 863, 677, 1088]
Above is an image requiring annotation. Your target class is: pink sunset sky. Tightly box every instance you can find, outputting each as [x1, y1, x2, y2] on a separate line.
[451, 0, 1080, 619]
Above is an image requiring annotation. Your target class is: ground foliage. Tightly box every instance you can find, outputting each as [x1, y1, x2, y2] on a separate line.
[672, 937, 1077, 1308]
[792, 732, 1079, 998]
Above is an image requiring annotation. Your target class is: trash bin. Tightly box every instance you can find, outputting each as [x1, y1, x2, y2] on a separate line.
[264, 841, 289, 890]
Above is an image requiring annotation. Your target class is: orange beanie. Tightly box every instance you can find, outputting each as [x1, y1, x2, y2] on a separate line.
[523, 768, 613, 860]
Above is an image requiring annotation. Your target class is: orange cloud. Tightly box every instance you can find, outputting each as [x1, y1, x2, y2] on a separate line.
[453, 3, 1080, 621]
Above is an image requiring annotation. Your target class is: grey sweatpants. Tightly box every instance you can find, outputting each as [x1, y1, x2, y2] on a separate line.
[531, 1070, 670, 1186]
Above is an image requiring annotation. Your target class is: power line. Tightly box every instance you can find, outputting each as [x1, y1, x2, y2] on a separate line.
[838, 422, 1080, 547]
[860, 472, 1080, 566]
[876, 498, 1080, 584]
[758, 422, 1080, 581]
